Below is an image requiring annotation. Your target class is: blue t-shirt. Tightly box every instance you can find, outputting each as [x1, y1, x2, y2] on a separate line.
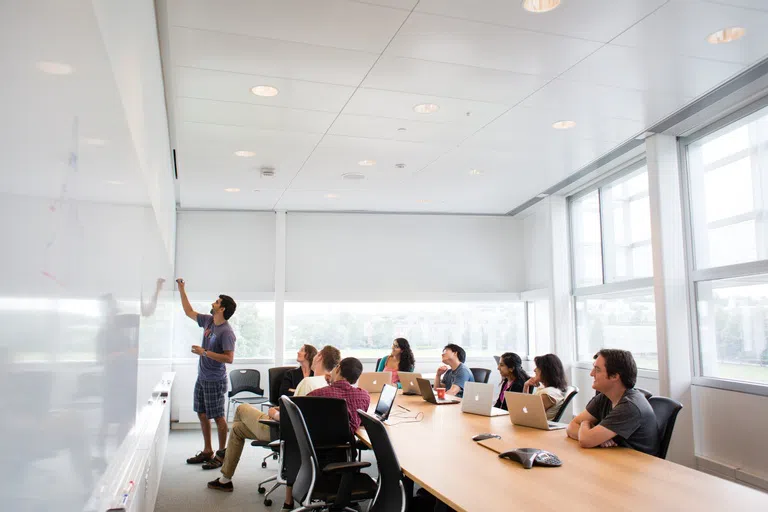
[441, 363, 474, 398]
[196, 314, 236, 382]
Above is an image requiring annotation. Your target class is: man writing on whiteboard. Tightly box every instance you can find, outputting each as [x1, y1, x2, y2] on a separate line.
[176, 278, 237, 465]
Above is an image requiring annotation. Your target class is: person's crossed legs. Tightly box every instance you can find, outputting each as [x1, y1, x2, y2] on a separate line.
[207, 404, 272, 492]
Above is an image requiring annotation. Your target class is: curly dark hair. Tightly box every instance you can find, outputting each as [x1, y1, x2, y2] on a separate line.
[499, 352, 529, 384]
[534, 353, 568, 392]
[394, 338, 415, 372]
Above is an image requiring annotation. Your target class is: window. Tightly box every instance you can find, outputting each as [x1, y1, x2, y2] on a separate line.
[569, 161, 658, 369]
[527, 299, 552, 356]
[575, 291, 657, 370]
[684, 102, 768, 387]
[284, 302, 527, 361]
[173, 301, 275, 359]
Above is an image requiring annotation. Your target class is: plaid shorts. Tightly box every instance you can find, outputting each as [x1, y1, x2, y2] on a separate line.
[193, 378, 228, 419]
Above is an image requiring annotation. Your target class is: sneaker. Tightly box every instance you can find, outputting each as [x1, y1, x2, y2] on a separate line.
[207, 478, 233, 492]
[186, 451, 213, 464]
[280, 503, 294, 511]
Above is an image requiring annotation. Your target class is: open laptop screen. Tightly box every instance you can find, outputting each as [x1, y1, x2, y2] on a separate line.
[374, 384, 397, 421]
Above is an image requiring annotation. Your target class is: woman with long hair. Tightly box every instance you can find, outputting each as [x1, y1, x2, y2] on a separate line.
[524, 353, 569, 420]
[376, 338, 415, 388]
[279, 344, 318, 397]
[494, 352, 530, 410]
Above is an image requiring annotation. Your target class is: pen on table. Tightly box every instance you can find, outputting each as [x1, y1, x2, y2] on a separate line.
[398, 404, 411, 412]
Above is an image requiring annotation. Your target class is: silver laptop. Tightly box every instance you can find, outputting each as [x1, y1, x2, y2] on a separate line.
[357, 372, 392, 393]
[398, 372, 422, 395]
[417, 377, 460, 405]
[462, 382, 507, 417]
[505, 391, 567, 430]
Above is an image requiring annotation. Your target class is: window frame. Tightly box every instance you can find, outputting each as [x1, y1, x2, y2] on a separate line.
[568, 157, 658, 367]
[680, 96, 768, 396]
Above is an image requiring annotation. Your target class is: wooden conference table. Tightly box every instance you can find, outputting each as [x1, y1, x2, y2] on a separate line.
[359, 391, 768, 512]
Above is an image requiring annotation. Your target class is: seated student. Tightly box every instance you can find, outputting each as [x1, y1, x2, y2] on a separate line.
[566, 349, 659, 455]
[376, 337, 415, 388]
[523, 354, 568, 421]
[309, 357, 371, 433]
[495, 352, 530, 410]
[279, 344, 318, 397]
[205, 345, 341, 492]
[435, 344, 474, 398]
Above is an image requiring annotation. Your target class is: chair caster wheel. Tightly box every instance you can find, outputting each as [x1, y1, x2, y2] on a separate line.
[258, 486, 265, 494]
[261, 462, 267, 468]
[264, 499, 272, 506]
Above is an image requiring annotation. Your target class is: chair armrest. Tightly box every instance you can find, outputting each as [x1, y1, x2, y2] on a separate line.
[258, 419, 279, 427]
[315, 443, 355, 451]
[268, 440, 280, 449]
[322, 461, 371, 474]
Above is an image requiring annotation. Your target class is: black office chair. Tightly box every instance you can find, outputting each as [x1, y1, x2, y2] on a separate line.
[282, 397, 377, 511]
[261, 366, 297, 411]
[252, 366, 297, 469]
[552, 385, 579, 422]
[469, 367, 491, 384]
[649, 396, 683, 460]
[358, 410, 408, 512]
[226, 369, 268, 421]
[635, 387, 653, 400]
[375, 358, 382, 371]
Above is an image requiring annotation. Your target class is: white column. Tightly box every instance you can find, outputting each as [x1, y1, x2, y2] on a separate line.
[274, 211, 286, 366]
[646, 134, 695, 467]
[549, 196, 575, 365]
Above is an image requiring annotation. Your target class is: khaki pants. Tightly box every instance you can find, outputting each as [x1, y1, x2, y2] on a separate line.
[221, 404, 272, 479]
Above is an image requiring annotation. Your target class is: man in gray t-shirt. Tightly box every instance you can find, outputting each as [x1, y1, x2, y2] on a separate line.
[436, 344, 475, 398]
[176, 279, 237, 465]
[567, 349, 660, 456]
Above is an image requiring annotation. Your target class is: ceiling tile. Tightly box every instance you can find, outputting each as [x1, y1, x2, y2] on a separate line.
[180, 183, 283, 210]
[170, 26, 377, 86]
[613, 0, 768, 64]
[416, 0, 666, 43]
[702, 0, 768, 10]
[167, 0, 409, 53]
[559, 43, 746, 97]
[328, 114, 470, 144]
[176, 97, 338, 133]
[342, 88, 509, 128]
[362, 55, 551, 105]
[174, 67, 356, 112]
[385, 12, 602, 75]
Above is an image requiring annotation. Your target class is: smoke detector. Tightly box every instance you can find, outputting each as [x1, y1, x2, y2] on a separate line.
[260, 167, 276, 177]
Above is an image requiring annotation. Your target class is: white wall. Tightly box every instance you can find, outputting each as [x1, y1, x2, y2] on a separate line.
[286, 213, 524, 294]
[521, 202, 553, 291]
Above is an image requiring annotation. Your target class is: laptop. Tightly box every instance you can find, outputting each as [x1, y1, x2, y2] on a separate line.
[398, 372, 423, 395]
[357, 372, 392, 393]
[417, 377, 461, 405]
[505, 391, 567, 430]
[373, 383, 397, 421]
[461, 382, 507, 417]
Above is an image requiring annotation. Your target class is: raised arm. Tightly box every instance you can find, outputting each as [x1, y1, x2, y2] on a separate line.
[176, 278, 198, 321]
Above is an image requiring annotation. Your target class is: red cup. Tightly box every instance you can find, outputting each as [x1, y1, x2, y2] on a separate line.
[436, 387, 446, 400]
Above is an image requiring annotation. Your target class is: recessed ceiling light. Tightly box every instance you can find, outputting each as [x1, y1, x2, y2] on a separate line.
[342, 172, 366, 180]
[325, 193, 339, 199]
[414, 103, 439, 114]
[469, 169, 483, 175]
[522, 0, 561, 13]
[418, 199, 431, 204]
[224, 188, 240, 193]
[251, 85, 279, 97]
[36, 61, 74, 75]
[707, 27, 746, 45]
[83, 138, 107, 146]
[358, 159, 376, 166]
[106, 180, 124, 186]
[234, 150, 255, 157]
[536, 193, 549, 199]
[552, 120, 576, 130]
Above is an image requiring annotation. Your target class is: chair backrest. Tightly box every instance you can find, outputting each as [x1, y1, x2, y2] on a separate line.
[635, 387, 653, 400]
[648, 396, 683, 459]
[469, 367, 491, 384]
[228, 369, 264, 398]
[375, 358, 382, 371]
[358, 410, 406, 512]
[281, 397, 320, 503]
[552, 385, 579, 422]
[281, 396, 354, 504]
[268, 366, 296, 404]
